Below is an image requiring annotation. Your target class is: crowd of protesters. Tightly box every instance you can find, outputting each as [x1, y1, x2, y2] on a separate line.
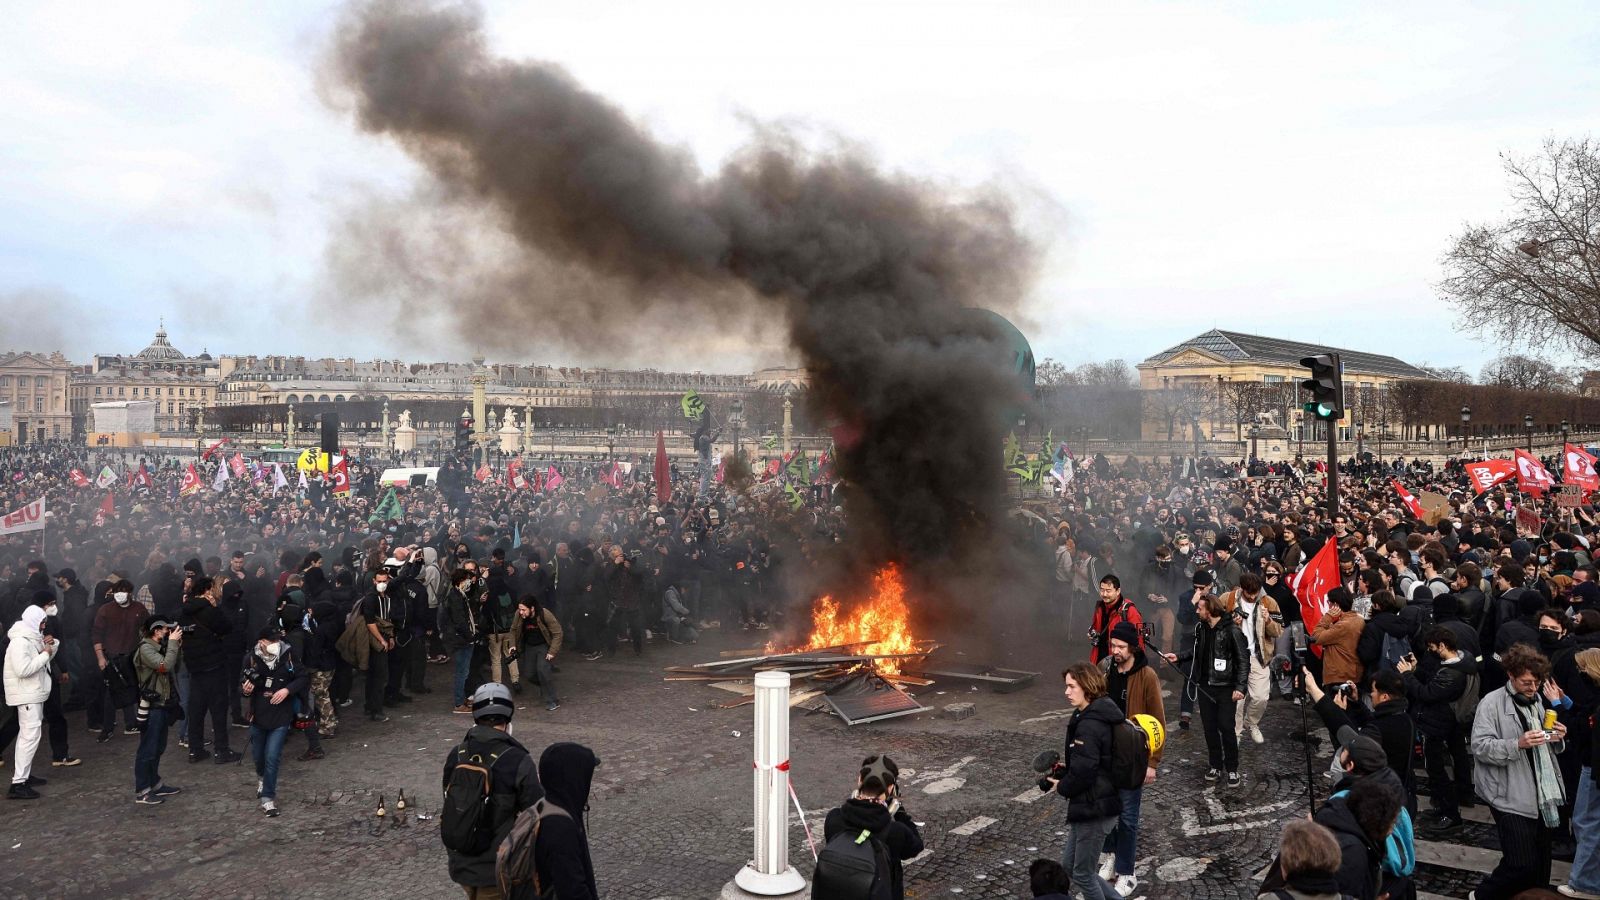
[0, 441, 836, 819]
[1038, 448, 1600, 900]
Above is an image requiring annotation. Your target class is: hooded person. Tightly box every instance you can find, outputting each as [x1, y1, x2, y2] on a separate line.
[820, 754, 925, 900]
[528, 741, 601, 900]
[4, 605, 57, 799]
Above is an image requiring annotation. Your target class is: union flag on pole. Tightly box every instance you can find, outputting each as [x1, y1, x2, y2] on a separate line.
[1564, 443, 1599, 493]
[328, 458, 352, 496]
[229, 452, 248, 479]
[1390, 478, 1425, 519]
[545, 466, 563, 491]
[134, 464, 155, 491]
[508, 458, 524, 489]
[94, 492, 114, 527]
[1464, 458, 1516, 495]
[69, 469, 90, 487]
[201, 437, 230, 461]
[1514, 448, 1557, 495]
[180, 463, 202, 497]
[1291, 538, 1339, 658]
[475, 465, 493, 483]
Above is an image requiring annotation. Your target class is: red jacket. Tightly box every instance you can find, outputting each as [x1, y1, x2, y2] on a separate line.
[1090, 596, 1144, 664]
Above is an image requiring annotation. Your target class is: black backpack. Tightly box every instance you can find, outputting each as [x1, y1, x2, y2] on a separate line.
[812, 827, 891, 900]
[1108, 718, 1152, 791]
[441, 740, 508, 855]
[103, 651, 141, 709]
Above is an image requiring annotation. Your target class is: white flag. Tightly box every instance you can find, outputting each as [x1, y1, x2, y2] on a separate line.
[95, 465, 117, 489]
[0, 498, 46, 536]
[298, 468, 308, 491]
[213, 462, 230, 492]
[273, 463, 289, 494]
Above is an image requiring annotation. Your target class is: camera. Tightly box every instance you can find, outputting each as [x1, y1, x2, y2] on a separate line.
[626, 548, 643, 562]
[1086, 628, 1101, 644]
[1032, 749, 1066, 792]
[1337, 683, 1358, 703]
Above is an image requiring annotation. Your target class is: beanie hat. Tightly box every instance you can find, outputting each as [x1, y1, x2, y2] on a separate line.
[1109, 620, 1141, 647]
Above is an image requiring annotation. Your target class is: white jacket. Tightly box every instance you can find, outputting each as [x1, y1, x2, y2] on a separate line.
[4, 620, 56, 706]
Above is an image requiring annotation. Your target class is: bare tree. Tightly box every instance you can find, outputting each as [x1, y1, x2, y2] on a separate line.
[1417, 364, 1473, 384]
[1440, 139, 1600, 354]
[1073, 359, 1137, 388]
[1479, 354, 1576, 393]
[1219, 380, 1270, 437]
[1035, 357, 1077, 388]
[1143, 381, 1210, 440]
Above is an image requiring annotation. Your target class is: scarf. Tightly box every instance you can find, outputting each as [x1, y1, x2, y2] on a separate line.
[1513, 697, 1566, 827]
[256, 641, 283, 669]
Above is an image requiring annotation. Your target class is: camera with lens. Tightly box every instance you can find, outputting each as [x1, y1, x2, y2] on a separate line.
[1085, 628, 1101, 645]
[625, 548, 643, 562]
[1032, 749, 1066, 792]
[1337, 683, 1358, 703]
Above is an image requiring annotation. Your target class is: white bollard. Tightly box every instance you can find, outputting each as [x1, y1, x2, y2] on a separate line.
[733, 670, 807, 895]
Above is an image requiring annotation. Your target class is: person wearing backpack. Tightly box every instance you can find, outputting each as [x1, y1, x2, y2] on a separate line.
[441, 682, 541, 899]
[1045, 663, 1123, 900]
[1398, 626, 1478, 830]
[817, 754, 923, 900]
[1356, 590, 1418, 679]
[89, 579, 145, 742]
[513, 741, 601, 900]
[1098, 622, 1164, 896]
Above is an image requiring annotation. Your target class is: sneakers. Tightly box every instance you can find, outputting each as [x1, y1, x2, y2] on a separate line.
[230, 718, 250, 729]
[96, 732, 112, 744]
[337, 699, 353, 708]
[1114, 875, 1139, 896]
[152, 784, 182, 797]
[582, 651, 603, 661]
[133, 790, 163, 805]
[1559, 886, 1600, 899]
[1227, 771, 1241, 787]
[1204, 768, 1220, 782]
[299, 749, 326, 761]
[1097, 853, 1116, 881]
[123, 727, 141, 735]
[1434, 813, 1463, 830]
[7, 783, 40, 801]
[214, 749, 242, 765]
[368, 713, 390, 723]
[25, 775, 46, 787]
[188, 753, 208, 764]
[1179, 714, 1191, 731]
[452, 704, 473, 714]
[52, 757, 82, 767]
[261, 798, 279, 817]
[1249, 726, 1264, 744]
[546, 701, 561, 711]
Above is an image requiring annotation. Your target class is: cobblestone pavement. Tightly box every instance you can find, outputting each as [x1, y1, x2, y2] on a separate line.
[0, 626, 1504, 899]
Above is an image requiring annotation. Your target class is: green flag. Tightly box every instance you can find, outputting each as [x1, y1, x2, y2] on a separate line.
[373, 487, 404, 523]
[762, 434, 778, 451]
[783, 483, 806, 511]
[785, 450, 810, 483]
[1003, 432, 1022, 467]
[680, 390, 706, 421]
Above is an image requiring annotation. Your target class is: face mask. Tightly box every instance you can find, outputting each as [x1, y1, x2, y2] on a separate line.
[114, 592, 130, 606]
[44, 604, 58, 618]
[376, 582, 389, 593]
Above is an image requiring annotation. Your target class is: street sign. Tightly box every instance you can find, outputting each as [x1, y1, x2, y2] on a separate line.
[1557, 483, 1583, 508]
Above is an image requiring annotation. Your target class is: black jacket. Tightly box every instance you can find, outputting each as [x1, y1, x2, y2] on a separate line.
[1313, 794, 1384, 900]
[531, 742, 600, 900]
[822, 797, 925, 900]
[1178, 618, 1250, 692]
[444, 724, 542, 888]
[240, 644, 308, 732]
[441, 587, 480, 652]
[1402, 653, 1478, 738]
[1056, 696, 1123, 822]
[1356, 610, 1417, 674]
[1317, 695, 1417, 814]
[179, 596, 234, 673]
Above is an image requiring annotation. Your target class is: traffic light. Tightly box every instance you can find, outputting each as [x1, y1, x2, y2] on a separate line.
[1300, 353, 1344, 422]
[455, 417, 474, 452]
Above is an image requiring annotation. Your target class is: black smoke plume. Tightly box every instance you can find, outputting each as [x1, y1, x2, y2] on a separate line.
[327, 1, 1038, 602]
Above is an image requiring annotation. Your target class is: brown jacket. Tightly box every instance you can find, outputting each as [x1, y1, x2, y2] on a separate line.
[1105, 654, 1167, 767]
[1311, 610, 1364, 686]
[1220, 589, 1284, 665]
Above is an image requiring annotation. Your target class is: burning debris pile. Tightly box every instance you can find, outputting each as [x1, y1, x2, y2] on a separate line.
[664, 565, 1035, 725]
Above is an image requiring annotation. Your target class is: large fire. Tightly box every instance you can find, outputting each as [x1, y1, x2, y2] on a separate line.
[778, 564, 918, 675]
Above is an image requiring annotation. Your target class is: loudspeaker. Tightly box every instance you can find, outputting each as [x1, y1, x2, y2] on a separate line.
[320, 414, 339, 454]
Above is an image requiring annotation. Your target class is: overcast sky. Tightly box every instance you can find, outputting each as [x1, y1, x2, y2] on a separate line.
[2, 1, 1595, 376]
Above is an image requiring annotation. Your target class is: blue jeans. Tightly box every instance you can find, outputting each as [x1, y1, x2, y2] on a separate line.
[249, 724, 290, 800]
[1062, 814, 1120, 900]
[134, 706, 171, 795]
[453, 647, 475, 707]
[1572, 767, 1600, 893]
[1101, 786, 1143, 876]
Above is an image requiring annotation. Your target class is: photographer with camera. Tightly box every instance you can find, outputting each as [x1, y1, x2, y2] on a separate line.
[1088, 575, 1142, 665]
[816, 754, 923, 900]
[132, 615, 183, 805]
[603, 546, 647, 657]
[239, 625, 306, 818]
[1302, 666, 1417, 816]
[1164, 593, 1249, 786]
[1398, 626, 1478, 829]
[1043, 663, 1123, 900]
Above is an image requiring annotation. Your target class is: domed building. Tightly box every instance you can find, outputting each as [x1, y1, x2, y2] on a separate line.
[69, 322, 223, 437]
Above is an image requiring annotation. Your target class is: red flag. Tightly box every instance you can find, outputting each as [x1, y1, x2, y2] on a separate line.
[200, 437, 230, 461]
[1390, 478, 1425, 520]
[715, 459, 725, 483]
[229, 452, 248, 478]
[69, 468, 90, 487]
[474, 465, 492, 483]
[94, 492, 114, 527]
[508, 458, 523, 489]
[545, 465, 563, 490]
[654, 431, 670, 505]
[1514, 448, 1557, 495]
[600, 462, 622, 488]
[135, 464, 154, 490]
[1291, 538, 1339, 658]
[180, 463, 202, 496]
[1564, 443, 1599, 493]
[1464, 458, 1517, 495]
[328, 458, 352, 496]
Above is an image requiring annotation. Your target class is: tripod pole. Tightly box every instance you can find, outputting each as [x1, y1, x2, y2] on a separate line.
[1297, 661, 1316, 816]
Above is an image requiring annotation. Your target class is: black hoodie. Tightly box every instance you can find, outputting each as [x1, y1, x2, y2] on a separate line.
[533, 742, 600, 900]
[1311, 795, 1383, 900]
[179, 595, 234, 673]
[822, 796, 925, 900]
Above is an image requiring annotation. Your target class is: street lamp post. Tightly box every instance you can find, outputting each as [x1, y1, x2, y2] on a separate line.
[1460, 406, 1471, 454]
[606, 425, 616, 462]
[1525, 414, 1535, 453]
[1562, 418, 1571, 448]
[1248, 425, 1259, 462]
[1355, 420, 1365, 461]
